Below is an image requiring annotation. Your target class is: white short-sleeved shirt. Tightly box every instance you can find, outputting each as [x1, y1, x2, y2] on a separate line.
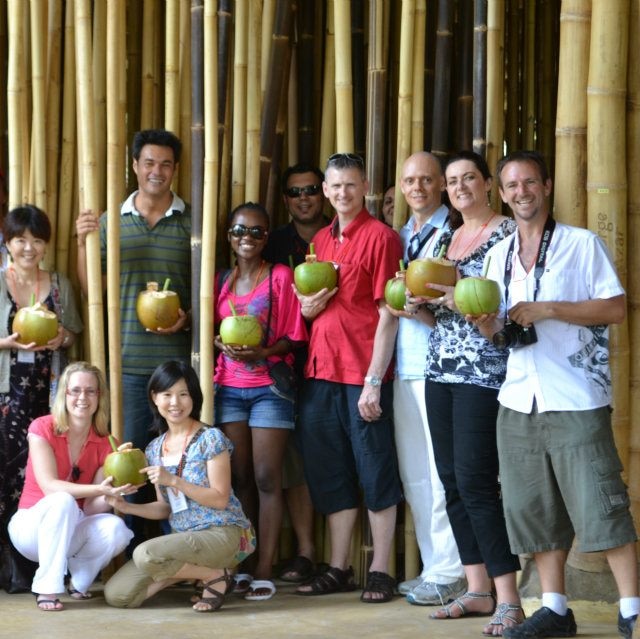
[396, 205, 450, 379]
[485, 221, 625, 413]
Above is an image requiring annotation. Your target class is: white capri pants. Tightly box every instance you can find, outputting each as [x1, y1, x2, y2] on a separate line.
[8, 491, 133, 595]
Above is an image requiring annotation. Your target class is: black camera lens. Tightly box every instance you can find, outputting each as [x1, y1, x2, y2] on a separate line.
[493, 322, 537, 349]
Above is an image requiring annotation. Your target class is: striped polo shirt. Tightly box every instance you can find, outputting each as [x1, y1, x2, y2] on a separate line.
[99, 191, 192, 375]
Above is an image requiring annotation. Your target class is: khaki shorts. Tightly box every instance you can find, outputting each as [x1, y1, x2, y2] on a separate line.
[497, 405, 637, 555]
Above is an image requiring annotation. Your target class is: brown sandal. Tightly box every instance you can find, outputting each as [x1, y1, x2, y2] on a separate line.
[483, 602, 526, 636]
[193, 569, 232, 612]
[295, 565, 356, 596]
[430, 591, 496, 619]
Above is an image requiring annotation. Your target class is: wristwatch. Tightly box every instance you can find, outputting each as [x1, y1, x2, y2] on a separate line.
[364, 375, 382, 387]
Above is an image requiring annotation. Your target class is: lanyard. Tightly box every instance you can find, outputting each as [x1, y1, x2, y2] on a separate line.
[503, 216, 556, 307]
[406, 225, 438, 263]
[163, 425, 204, 478]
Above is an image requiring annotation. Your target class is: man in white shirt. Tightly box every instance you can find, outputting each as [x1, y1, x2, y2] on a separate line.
[481, 150, 638, 639]
[387, 152, 465, 605]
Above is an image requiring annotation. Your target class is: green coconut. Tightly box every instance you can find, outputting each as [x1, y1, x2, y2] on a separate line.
[219, 300, 263, 347]
[12, 294, 59, 346]
[294, 243, 338, 294]
[103, 438, 148, 487]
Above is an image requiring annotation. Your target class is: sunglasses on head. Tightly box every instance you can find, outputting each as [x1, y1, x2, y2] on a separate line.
[327, 152, 364, 168]
[229, 224, 268, 240]
[284, 184, 322, 198]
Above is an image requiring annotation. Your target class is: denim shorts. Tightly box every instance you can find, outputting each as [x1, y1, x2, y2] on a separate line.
[214, 384, 295, 430]
[497, 404, 637, 554]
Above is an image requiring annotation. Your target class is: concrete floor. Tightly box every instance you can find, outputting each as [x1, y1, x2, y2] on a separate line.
[0, 580, 627, 639]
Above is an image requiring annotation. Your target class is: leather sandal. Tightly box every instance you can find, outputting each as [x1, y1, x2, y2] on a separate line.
[430, 591, 497, 619]
[295, 565, 357, 596]
[361, 571, 396, 603]
[193, 569, 232, 612]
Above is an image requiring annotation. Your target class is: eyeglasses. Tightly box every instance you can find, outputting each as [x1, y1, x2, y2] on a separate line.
[284, 184, 322, 198]
[228, 224, 268, 240]
[66, 387, 99, 398]
[327, 152, 364, 168]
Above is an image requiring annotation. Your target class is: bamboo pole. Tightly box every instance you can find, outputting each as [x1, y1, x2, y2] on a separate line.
[364, 0, 389, 220]
[0, 3, 7, 173]
[105, 0, 126, 442]
[523, 0, 536, 149]
[92, 0, 107, 211]
[392, 0, 415, 230]
[333, 0, 354, 151]
[260, 0, 276, 99]
[231, 0, 248, 210]
[217, 0, 232, 168]
[126, 0, 143, 176]
[431, 0, 454, 159]
[200, 0, 219, 423]
[7, 0, 26, 208]
[410, 0, 426, 155]
[245, 0, 262, 202]
[55, 0, 76, 274]
[422, 1, 436, 153]
[627, 0, 640, 530]
[259, 0, 292, 207]
[165, 0, 180, 135]
[504, 1, 521, 152]
[286, 40, 298, 173]
[455, 0, 473, 151]
[178, 0, 192, 197]
[318, 1, 335, 166]
[351, 0, 366, 156]
[75, 0, 106, 373]
[554, 0, 590, 228]
[29, 0, 47, 215]
[191, 0, 204, 401]
[296, 0, 316, 163]
[586, 0, 629, 460]
[486, 0, 504, 205]
[45, 0, 63, 268]
[140, 0, 157, 130]
[473, 0, 488, 156]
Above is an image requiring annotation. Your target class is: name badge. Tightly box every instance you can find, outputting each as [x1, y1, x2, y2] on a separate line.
[166, 487, 188, 513]
[17, 351, 35, 364]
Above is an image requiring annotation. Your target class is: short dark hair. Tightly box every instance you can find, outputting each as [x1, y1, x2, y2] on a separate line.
[495, 150, 550, 187]
[444, 150, 492, 181]
[280, 163, 324, 192]
[227, 201, 270, 230]
[131, 129, 182, 164]
[325, 152, 366, 178]
[4, 205, 52, 243]
[147, 360, 203, 434]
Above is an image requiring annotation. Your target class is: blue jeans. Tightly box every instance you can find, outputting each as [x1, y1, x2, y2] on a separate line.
[121, 373, 154, 450]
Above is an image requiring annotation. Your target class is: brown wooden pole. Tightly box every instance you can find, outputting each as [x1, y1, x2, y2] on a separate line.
[473, 0, 488, 156]
[431, 0, 454, 159]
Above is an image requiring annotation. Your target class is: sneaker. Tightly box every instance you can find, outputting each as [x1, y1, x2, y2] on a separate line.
[406, 576, 467, 606]
[502, 606, 577, 638]
[397, 576, 423, 595]
[618, 612, 638, 639]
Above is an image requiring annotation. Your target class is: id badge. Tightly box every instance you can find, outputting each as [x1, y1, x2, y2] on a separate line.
[17, 350, 35, 364]
[167, 487, 188, 513]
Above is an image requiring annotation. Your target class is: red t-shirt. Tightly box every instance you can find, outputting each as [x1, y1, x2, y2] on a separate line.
[304, 209, 402, 385]
[18, 415, 113, 509]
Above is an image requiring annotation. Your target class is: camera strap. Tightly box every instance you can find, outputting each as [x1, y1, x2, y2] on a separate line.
[503, 215, 556, 307]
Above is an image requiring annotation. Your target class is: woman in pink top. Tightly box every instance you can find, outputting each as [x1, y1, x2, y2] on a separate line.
[214, 202, 307, 601]
[8, 362, 134, 611]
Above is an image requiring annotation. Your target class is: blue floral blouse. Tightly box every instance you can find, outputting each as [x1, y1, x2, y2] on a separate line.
[425, 218, 517, 389]
[145, 425, 251, 533]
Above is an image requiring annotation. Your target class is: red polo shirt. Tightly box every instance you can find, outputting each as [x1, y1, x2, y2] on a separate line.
[304, 209, 402, 385]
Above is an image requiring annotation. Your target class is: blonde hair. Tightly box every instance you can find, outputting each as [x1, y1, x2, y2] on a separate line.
[51, 361, 110, 436]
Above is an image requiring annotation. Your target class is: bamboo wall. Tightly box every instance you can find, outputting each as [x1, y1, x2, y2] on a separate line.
[0, 0, 638, 572]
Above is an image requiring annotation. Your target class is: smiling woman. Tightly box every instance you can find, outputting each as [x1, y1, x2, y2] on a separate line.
[0, 206, 83, 594]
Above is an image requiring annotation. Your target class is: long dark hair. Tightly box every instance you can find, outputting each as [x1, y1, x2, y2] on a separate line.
[147, 360, 203, 434]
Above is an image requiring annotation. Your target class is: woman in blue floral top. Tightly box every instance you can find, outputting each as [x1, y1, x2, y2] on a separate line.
[104, 361, 255, 612]
[406, 151, 524, 637]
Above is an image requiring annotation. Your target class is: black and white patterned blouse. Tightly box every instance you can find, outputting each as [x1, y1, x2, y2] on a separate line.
[425, 218, 517, 389]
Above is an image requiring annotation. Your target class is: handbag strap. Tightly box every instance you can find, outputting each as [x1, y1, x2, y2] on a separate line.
[263, 265, 273, 347]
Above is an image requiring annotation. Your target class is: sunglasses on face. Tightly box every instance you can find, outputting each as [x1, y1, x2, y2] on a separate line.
[284, 184, 322, 198]
[228, 224, 268, 240]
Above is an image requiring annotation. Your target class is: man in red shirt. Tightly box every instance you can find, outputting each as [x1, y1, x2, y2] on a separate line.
[294, 153, 402, 603]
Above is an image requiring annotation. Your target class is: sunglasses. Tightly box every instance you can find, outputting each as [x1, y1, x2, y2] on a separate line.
[327, 152, 364, 167]
[229, 224, 268, 240]
[284, 184, 322, 198]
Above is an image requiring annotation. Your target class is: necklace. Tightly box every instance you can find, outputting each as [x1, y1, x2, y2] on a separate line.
[447, 213, 496, 261]
[66, 427, 91, 482]
[162, 419, 196, 459]
[229, 260, 265, 312]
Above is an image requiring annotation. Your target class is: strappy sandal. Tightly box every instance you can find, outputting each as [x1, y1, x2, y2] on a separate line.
[361, 571, 396, 603]
[67, 586, 92, 600]
[193, 569, 232, 613]
[295, 565, 357, 596]
[36, 595, 64, 611]
[430, 591, 497, 619]
[483, 602, 526, 636]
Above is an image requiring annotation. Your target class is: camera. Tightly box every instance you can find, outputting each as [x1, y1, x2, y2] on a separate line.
[493, 322, 538, 349]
